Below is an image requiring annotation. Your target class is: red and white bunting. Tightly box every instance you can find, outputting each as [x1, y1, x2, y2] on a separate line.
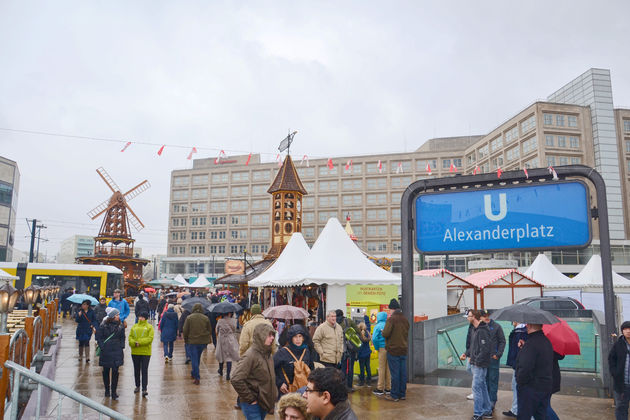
[345, 159, 353, 171]
[523, 167, 529, 179]
[449, 163, 457, 173]
[245, 153, 252, 166]
[157, 145, 165, 156]
[214, 150, 226, 164]
[425, 162, 432, 174]
[276, 154, 283, 167]
[377, 160, 383, 174]
[327, 158, 334, 170]
[300, 155, 309, 167]
[473, 165, 480, 175]
[186, 147, 198, 160]
[497, 167, 503, 178]
[548, 166, 559, 180]
[396, 162, 403, 174]
[121, 141, 132, 152]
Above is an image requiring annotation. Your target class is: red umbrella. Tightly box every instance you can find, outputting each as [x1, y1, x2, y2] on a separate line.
[144, 287, 156, 293]
[542, 317, 581, 356]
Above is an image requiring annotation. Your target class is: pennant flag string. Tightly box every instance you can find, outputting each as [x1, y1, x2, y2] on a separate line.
[345, 159, 353, 171]
[276, 154, 283, 167]
[121, 141, 132, 152]
[548, 166, 559, 180]
[497, 167, 503, 179]
[396, 162, 403, 174]
[157, 145, 165, 156]
[215, 150, 226, 164]
[327, 158, 334, 170]
[473, 165, 480, 175]
[186, 147, 198, 160]
[425, 162, 432, 175]
[449, 163, 457, 173]
[377, 160, 383, 174]
[300, 155, 310, 167]
[523, 167, 529, 179]
[245, 153, 252, 166]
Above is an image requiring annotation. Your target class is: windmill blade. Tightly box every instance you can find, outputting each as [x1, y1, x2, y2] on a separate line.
[124, 180, 151, 202]
[96, 167, 121, 193]
[126, 205, 145, 231]
[87, 198, 112, 220]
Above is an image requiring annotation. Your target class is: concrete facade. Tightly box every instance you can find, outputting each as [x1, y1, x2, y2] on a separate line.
[0, 156, 19, 262]
[56, 235, 95, 264]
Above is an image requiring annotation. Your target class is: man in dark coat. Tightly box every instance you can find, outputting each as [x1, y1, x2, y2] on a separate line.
[335, 309, 359, 391]
[60, 288, 73, 319]
[481, 310, 506, 411]
[503, 323, 527, 418]
[148, 294, 159, 320]
[94, 297, 108, 326]
[160, 305, 179, 361]
[609, 320, 630, 420]
[179, 308, 192, 363]
[135, 294, 150, 324]
[466, 310, 492, 420]
[515, 323, 553, 420]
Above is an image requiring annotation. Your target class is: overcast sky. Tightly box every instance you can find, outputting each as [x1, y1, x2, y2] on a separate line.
[1, 1, 629, 259]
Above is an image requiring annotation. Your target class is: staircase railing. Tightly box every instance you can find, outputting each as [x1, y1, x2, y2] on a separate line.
[4, 360, 130, 420]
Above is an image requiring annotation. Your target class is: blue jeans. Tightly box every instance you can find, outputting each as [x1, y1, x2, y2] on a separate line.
[510, 370, 518, 415]
[149, 309, 156, 320]
[163, 341, 174, 358]
[185, 343, 191, 361]
[471, 364, 492, 417]
[386, 353, 407, 399]
[614, 384, 630, 420]
[240, 402, 267, 420]
[486, 358, 500, 407]
[189, 344, 207, 380]
[358, 357, 371, 383]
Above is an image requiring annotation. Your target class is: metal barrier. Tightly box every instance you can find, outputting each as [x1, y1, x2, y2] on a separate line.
[5, 360, 131, 420]
[7, 329, 29, 406]
[437, 328, 464, 366]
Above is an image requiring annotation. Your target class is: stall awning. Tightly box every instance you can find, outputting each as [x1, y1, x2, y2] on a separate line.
[464, 269, 542, 290]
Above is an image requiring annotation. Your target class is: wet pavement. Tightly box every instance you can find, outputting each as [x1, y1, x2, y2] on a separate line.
[48, 316, 615, 419]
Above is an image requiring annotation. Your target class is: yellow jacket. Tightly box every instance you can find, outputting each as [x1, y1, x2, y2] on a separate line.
[128, 320, 154, 356]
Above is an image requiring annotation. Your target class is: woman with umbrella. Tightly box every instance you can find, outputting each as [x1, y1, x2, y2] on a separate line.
[75, 299, 97, 362]
[215, 312, 240, 380]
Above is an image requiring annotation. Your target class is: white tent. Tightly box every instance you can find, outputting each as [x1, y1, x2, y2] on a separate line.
[248, 233, 310, 287]
[0, 269, 18, 281]
[189, 274, 212, 288]
[291, 218, 400, 315]
[571, 255, 630, 288]
[524, 254, 575, 288]
[173, 274, 189, 286]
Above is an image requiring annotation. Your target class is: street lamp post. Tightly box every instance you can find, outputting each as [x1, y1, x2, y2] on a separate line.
[23, 285, 40, 317]
[0, 282, 21, 333]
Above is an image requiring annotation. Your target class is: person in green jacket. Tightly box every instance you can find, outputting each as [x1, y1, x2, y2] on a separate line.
[183, 303, 212, 385]
[128, 311, 154, 397]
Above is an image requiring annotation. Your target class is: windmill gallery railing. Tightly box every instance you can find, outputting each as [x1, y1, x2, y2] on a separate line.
[0, 298, 60, 416]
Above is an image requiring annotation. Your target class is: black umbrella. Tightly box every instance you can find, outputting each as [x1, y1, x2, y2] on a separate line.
[210, 301, 243, 314]
[490, 303, 560, 325]
[181, 297, 213, 312]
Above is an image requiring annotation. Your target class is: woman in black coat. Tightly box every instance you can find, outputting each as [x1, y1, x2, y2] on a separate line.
[273, 324, 315, 397]
[95, 307, 126, 400]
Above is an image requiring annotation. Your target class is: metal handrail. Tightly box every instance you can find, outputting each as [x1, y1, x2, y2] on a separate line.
[32, 317, 43, 358]
[4, 360, 131, 420]
[437, 328, 464, 366]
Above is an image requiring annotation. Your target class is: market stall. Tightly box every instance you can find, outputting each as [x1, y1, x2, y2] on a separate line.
[463, 269, 543, 309]
[414, 269, 468, 317]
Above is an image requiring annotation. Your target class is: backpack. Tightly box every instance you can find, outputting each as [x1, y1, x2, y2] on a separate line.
[342, 319, 361, 354]
[282, 347, 311, 392]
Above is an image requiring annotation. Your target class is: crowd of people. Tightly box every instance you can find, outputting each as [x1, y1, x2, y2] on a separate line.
[64, 287, 413, 419]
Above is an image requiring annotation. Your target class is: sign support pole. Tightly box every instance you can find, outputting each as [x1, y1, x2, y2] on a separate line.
[401, 165, 616, 389]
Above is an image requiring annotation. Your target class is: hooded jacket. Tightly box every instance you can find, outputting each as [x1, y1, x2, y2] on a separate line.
[108, 298, 130, 323]
[96, 319, 125, 368]
[273, 325, 315, 390]
[467, 321, 491, 368]
[609, 335, 630, 393]
[183, 304, 211, 345]
[381, 310, 409, 356]
[371, 312, 388, 350]
[312, 320, 344, 364]
[231, 323, 278, 414]
[128, 319, 154, 356]
[239, 314, 275, 356]
[160, 308, 179, 343]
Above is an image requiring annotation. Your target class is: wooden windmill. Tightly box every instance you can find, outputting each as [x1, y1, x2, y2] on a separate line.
[77, 167, 151, 295]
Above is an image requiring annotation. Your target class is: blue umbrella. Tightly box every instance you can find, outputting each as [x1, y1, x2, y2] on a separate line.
[67, 294, 99, 306]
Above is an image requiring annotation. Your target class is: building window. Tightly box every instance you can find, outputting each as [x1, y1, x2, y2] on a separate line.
[452, 158, 462, 168]
[521, 115, 536, 134]
[366, 193, 387, 205]
[191, 203, 207, 212]
[211, 173, 228, 183]
[171, 247, 178, 255]
[210, 201, 227, 212]
[571, 157, 582, 164]
[342, 179, 362, 190]
[251, 185, 267, 195]
[367, 162, 386, 174]
[624, 120, 630, 132]
[366, 178, 387, 189]
[559, 156, 568, 165]
[478, 145, 489, 159]
[391, 161, 411, 173]
[318, 196, 338, 207]
[392, 225, 401, 236]
[253, 170, 271, 181]
[490, 136, 503, 152]
[172, 190, 189, 201]
[442, 159, 451, 169]
[190, 232, 197, 240]
[190, 246, 197, 255]
[522, 136, 537, 154]
[504, 126, 518, 143]
[231, 200, 248, 211]
[303, 197, 315, 208]
[416, 160, 437, 171]
[192, 174, 208, 185]
[556, 115, 564, 127]
[191, 217, 199, 226]
[319, 165, 338, 176]
[391, 192, 402, 202]
[506, 146, 520, 162]
[231, 172, 250, 183]
[569, 136, 580, 148]
[318, 211, 338, 223]
[391, 176, 412, 188]
[491, 157, 503, 170]
[191, 189, 207, 199]
[545, 135, 554, 147]
[557, 136, 566, 148]
[377, 225, 387, 236]
[179, 246, 185, 254]
[173, 176, 189, 187]
[303, 212, 314, 223]
[302, 182, 315, 192]
[342, 194, 362, 206]
[319, 181, 338, 191]
[568, 115, 577, 127]
[343, 162, 363, 175]
[296, 167, 315, 178]
[543, 113, 553, 125]
[211, 187, 227, 198]
[367, 242, 387, 252]
[466, 153, 476, 165]
[626, 141, 630, 153]
[231, 186, 249, 196]
[230, 245, 238, 254]
[547, 156, 556, 166]
[393, 242, 401, 251]
[392, 208, 401, 219]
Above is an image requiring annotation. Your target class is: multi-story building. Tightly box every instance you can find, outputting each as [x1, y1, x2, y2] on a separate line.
[0, 156, 19, 262]
[164, 68, 630, 277]
[56, 235, 95, 264]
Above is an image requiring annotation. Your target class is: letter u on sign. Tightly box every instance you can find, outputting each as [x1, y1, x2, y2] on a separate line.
[484, 193, 507, 221]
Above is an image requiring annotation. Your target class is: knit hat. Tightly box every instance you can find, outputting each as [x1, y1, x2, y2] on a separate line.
[250, 304, 262, 315]
[621, 321, 630, 332]
[105, 307, 119, 319]
[389, 298, 400, 310]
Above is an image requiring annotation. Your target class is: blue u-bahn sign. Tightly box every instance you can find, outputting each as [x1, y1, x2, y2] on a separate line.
[415, 181, 591, 254]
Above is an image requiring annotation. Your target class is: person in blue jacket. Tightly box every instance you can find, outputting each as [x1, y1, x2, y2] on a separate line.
[357, 319, 372, 386]
[75, 299, 98, 362]
[160, 304, 179, 362]
[371, 311, 390, 395]
[108, 289, 130, 327]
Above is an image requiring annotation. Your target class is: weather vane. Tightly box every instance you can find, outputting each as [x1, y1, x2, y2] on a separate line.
[278, 129, 298, 155]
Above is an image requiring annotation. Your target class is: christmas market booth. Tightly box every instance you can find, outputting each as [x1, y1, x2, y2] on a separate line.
[414, 269, 469, 318]
[462, 268, 543, 310]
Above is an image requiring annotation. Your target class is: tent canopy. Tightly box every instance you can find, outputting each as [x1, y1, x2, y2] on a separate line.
[415, 268, 469, 287]
[291, 218, 400, 286]
[248, 233, 310, 287]
[173, 274, 189, 286]
[464, 269, 542, 290]
[572, 255, 630, 288]
[524, 254, 575, 288]
[189, 274, 212, 288]
[0, 269, 18, 281]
